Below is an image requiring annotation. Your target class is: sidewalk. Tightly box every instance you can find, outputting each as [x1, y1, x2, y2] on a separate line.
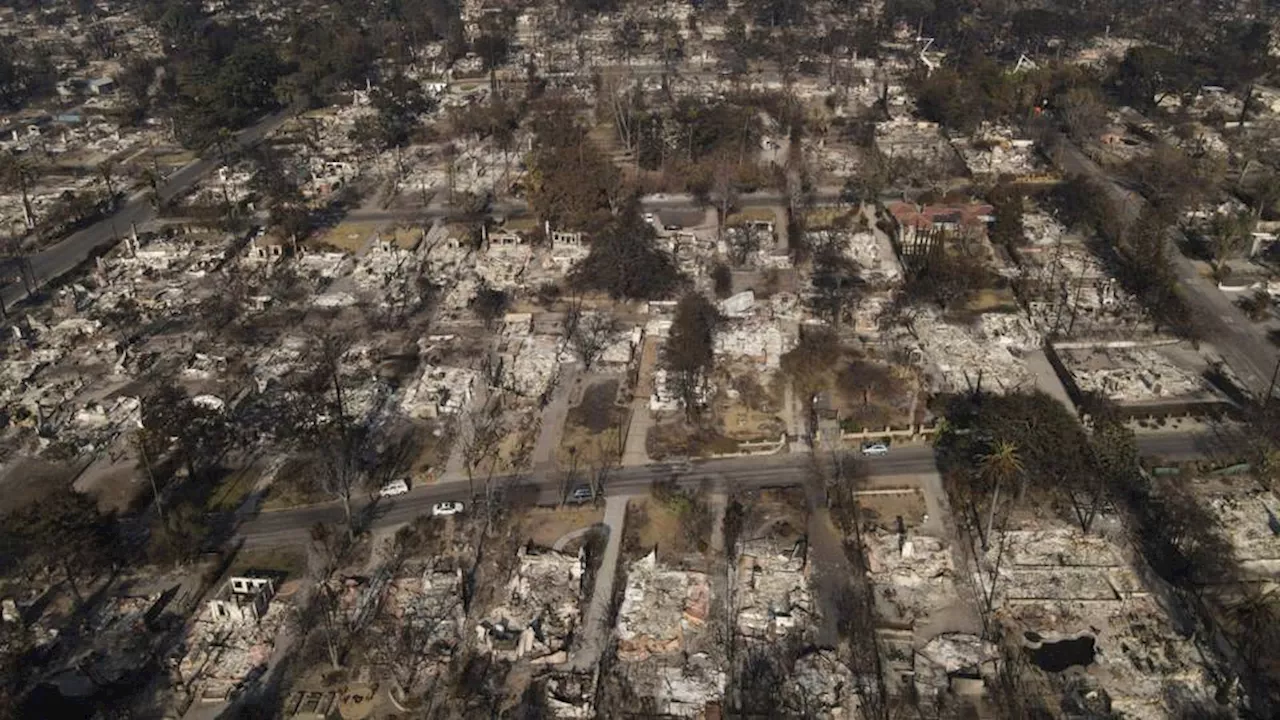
[567, 494, 630, 671]
[620, 398, 652, 467]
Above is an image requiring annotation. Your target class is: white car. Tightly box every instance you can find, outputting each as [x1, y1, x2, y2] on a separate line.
[378, 479, 410, 497]
[432, 501, 464, 516]
[860, 442, 890, 456]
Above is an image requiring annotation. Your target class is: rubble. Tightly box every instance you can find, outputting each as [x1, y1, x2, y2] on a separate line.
[874, 118, 961, 172]
[177, 575, 292, 703]
[376, 567, 466, 685]
[501, 335, 564, 399]
[615, 653, 726, 718]
[898, 311, 1039, 393]
[950, 125, 1046, 180]
[807, 228, 904, 284]
[977, 522, 1220, 718]
[616, 551, 712, 661]
[401, 365, 478, 419]
[865, 531, 958, 626]
[735, 539, 812, 640]
[714, 319, 792, 371]
[477, 546, 584, 662]
[786, 650, 858, 717]
[1056, 345, 1215, 403]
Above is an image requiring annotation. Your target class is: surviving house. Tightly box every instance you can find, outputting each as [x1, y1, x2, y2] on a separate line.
[885, 201, 993, 262]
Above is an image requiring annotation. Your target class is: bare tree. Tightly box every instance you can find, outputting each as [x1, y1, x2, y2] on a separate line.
[0, 152, 39, 230]
[287, 334, 373, 542]
[564, 300, 621, 371]
[306, 522, 350, 669]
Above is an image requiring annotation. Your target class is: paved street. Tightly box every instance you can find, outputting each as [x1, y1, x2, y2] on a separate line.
[0, 108, 295, 309]
[1048, 136, 1278, 396]
[237, 429, 1220, 548]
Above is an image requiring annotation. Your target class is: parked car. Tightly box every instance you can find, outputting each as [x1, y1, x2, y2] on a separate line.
[432, 501, 464, 516]
[860, 442, 890, 456]
[378, 479, 410, 497]
[567, 486, 594, 504]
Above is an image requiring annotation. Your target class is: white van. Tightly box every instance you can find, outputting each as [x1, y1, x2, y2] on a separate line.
[378, 479, 410, 497]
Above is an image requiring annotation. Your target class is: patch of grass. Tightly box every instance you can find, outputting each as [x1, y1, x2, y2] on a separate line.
[646, 421, 740, 460]
[260, 457, 329, 510]
[205, 465, 259, 512]
[312, 221, 383, 253]
[964, 289, 1019, 313]
[569, 381, 622, 433]
[230, 547, 307, 580]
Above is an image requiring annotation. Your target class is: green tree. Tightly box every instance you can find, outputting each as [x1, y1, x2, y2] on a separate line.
[989, 185, 1025, 250]
[663, 293, 720, 421]
[1206, 210, 1254, 267]
[569, 206, 682, 300]
[142, 383, 232, 485]
[1115, 46, 1199, 110]
[470, 283, 510, 328]
[526, 108, 621, 231]
[976, 440, 1022, 551]
[809, 244, 865, 328]
[350, 72, 435, 152]
[0, 152, 39, 230]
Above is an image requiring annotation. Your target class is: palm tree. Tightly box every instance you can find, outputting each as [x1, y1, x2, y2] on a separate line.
[977, 440, 1022, 550]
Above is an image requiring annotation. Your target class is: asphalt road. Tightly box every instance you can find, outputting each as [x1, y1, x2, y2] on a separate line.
[0, 108, 295, 309]
[1049, 136, 1278, 396]
[237, 430, 1217, 548]
[342, 189, 846, 225]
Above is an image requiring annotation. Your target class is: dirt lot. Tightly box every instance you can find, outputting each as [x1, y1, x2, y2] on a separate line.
[646, 420, 740, 460]
[558, 380, 628, 468]
[313, 221, 383, 253]
[0, 456, 86, 513]
[407, 420, 453, 485]
[735, 488, 808, 542]
[512, 505, 605, 548]
[857, 488, 928, 530]
[623, 493, 711, 566]
[261, 455, 330, 510]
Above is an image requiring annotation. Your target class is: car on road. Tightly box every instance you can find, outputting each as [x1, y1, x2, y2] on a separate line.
[378, 479, 410, 497]
[432, 501, 464, 516]
[860, 442, 890, 456]
[567, 486, 594, 504]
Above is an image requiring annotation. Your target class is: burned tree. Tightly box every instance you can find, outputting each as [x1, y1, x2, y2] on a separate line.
[282, 334, 377, 542]
[564, 301, 621, 371]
